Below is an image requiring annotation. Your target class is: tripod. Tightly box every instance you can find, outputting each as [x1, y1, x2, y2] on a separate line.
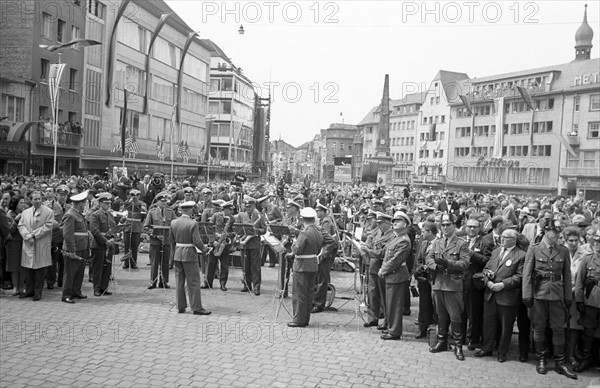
[325, 255, 369, 327]
[106, 239, 129, 301]
[145, 226, 170, 298]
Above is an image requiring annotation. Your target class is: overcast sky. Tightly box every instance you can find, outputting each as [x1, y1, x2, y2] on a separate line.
[166, 1, 599, 147]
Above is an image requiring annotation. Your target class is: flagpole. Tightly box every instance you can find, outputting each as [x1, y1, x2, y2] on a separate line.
[170, 105, 176, 182]
[52, 53, 62, 178]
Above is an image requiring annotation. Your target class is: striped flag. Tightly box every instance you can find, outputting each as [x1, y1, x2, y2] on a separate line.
[112, 142, 122, 153]
[155, 136, 161, 151]
[178, 141, 186, 156]
[48, 63, 66, 122]
[39, 38, 101, 52]
[126, 134, 139, 154]
[120, 89, 129, 157]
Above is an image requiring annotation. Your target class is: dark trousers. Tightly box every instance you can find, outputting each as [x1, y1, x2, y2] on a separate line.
[62, 250, 87, 299]
[242, 248, 261, 290]
[481, 297, 519, 355]
[292, 271, 317, 325]
[46, 243, 64, 286]
[149, 244, 170, 285]
[531, 299, 567, 346]
[313, 255, 335, 309]
[206, 251, 229, 287]
[517, 302, 531, 354]
[462, 287, 485, 344]
[123, 232, 141, 267]
[433, 290, 464, 340]
[261, 244, 277, 266]
[92, 246, 112, 292]
[386, 281, 408, 337]
[282, 247, 294, 296]
[367, 271, 386, 323]
[24, 267, 47, 297]
[416, 279, 437, 331]
[403, 282, 411, 312]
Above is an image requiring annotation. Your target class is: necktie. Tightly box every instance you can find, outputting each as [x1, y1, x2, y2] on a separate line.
[444, 238, 448, 248]
[495, 236, 500, 246]
[549, 245, 553, 256]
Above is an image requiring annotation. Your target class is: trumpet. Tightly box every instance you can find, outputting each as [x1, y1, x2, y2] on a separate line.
[111, 209, 128, 219]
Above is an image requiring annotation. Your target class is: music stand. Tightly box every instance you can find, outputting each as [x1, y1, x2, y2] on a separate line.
[265, 225, 294, 321]
[233, 223, 259, 296]
[105, 223, 129, 300]
[197, 222, 216, 289]
[146, 225, 170, 295]
[121, 204, 146, 270]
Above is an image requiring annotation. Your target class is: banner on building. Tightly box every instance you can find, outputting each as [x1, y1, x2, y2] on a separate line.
[334, 157, 352, 182]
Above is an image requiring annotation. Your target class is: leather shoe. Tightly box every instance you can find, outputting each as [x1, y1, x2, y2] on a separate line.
[220, 284, 227, 291]
[57, 282, 62, 287]
[363, 320, 378, 328]
[148, 284, 157, 290]
[241, 286, 250, 292]
[519, 353, 528, 362]
[474, 350, 493, 357]
[193, 309, 212, 316]
[467, 342, 480, 351]
[498, 354, 507, 363]
[102, 291, 112, 296]
[47, 284, 54, 290]
[415, 331, 427, 339]
[454, 346, 465, 361]
[287, 322, 308, 328]
[311, 307, 323, 313]
[377, 325, 388, 331]
[403, 309, 411, 316]
[94, 291, 102, 297]
[74, 294, 87, 299]
[381, 334, 401, 340]
[159, 283, 170, 289]
[200, 284, 210, 289]
[33, 295, 41, 301]
[62, 297, 75, 304]
[178, 309, 185, 314]
[130, 265, 138, 270]
[19, 292, 34, 299]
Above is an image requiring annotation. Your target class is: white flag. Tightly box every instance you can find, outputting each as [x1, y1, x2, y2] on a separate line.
[48, 63, 66, 122]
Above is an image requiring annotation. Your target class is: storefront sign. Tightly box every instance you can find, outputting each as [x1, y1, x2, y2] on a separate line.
[573, 73, 600, 86]
[0, 142, 28, 158]
[476, 155, 520, 169]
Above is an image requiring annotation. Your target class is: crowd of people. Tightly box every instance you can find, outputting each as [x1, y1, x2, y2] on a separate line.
[1, 171, 599, 379]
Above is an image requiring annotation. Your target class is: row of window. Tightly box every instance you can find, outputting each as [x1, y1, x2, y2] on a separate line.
[419, 132, 445, 142]
[208, 123, 253, 145]
[452, 166, 551, 186]
[454, 145, 552, 158]
[391, 120, 416, 131]
[391, 137, 415, 146]
[566, 150, 599, 168]
[40, 59, 78, 90]
[393, 153, 414, 162]
[419, 149, 444, 159]
[393, 104, 416, 115]
[37, 106, 77, 124]
[41, 13, 80, 43]
[422, 115, 446, 125]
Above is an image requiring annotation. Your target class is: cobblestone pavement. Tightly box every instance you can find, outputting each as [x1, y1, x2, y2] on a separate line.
[1, 253, 598, 387]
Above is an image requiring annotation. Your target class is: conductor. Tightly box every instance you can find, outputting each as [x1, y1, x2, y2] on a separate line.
[170, 200, 211, 316]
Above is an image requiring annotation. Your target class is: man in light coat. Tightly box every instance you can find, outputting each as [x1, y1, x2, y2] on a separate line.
[18, 191, 53, 301]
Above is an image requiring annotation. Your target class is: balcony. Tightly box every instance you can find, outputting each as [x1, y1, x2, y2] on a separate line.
[36, 126, 82, 149]
[566, 135, 580, 147]
[560, 167, 599, 177]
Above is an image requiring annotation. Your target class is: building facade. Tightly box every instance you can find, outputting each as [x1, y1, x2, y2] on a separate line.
[79, 0, 212, 177]
[320, 123, 356, 182]
[1, 0, 86, 175]
[390, 93, 424, 185]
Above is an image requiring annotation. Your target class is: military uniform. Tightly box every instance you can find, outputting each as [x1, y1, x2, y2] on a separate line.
[379, 230, 412, 338]
[170, 212, 208, 314]
[522, 240, 574, 377]
[236, 208, 267, 293]
[144, 205, 176, 288]
[120, 198, 147, 268]
[89, 206, 116, 294]
[261, 201, 283, 267]
[313, 214, 339, 311]
[414, 237, 437, 336]
[46, 198, 70, 288]
[365, 227, 395, 325]
[281, 212, 302, 296]
[573, 250, 600, 372]
[205, 209, 234, 289]
[425, 235, 470, 355]
[61, 204, 90, 302]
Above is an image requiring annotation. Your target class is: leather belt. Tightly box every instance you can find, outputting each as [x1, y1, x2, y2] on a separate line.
[441, 269, 463, 276]
[126, 218, 140, 221]
[296, 254, 317, 259]
[74, 232, 88, 236]
[540, 274, 563, 281]
[176, 243, 195, 248]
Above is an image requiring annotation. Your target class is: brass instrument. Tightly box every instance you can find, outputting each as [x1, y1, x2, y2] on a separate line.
[213, 216, 232, 257]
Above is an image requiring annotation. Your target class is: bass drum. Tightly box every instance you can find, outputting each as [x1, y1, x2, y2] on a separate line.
[326, 284, 335, 308]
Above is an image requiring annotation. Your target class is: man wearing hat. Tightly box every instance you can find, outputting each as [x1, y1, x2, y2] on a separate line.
[169, 200, 211, 315]
[259, 194, 283, 268]
[198, 188, 215, 221]
[120, 189, 147, 269]
[172, 187, 197, 217]
[522, 221, 576, 379]
[236, 197, 267, 295]
[89, 192, 117, 296]
[144, 192, 176, 290]
[360, 210, 377, 243]
[376, 211, 413, 340]
[45, 184, 70, 289]
[61, 190, 91, 304]
[426, 213, 470, 360]
[287, 207, 336, 327]
[362, 212, 396, 329]
[312, 201, 339, 313]
[280, 198, 303, 297]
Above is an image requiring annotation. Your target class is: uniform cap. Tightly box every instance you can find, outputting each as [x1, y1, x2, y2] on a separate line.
[70, 190, 88, 202]
[371, 198, 384, 205]
[56, 185, 70, 194]
[96, 192, 112, 202]
[244, 196, 256, 205]
[211, 199, 226, 207]
[155, 192, 170, 201]
[395, 204, 408, 212]
[202, 188, 213, 194]
[257, 195, 270, 203]
[286, 199, 302, 209]
[179, 201, 196, 209]
[183, 187, 194, 194]
[300, 207, 317, 219]
[375, 212, 393, 223]
[221, 201, 234, 209]
[315, 202, 328, 211]
[129, 189, 141, 196]
[393, 211, 411, 225]
[366, 210, 377, 219]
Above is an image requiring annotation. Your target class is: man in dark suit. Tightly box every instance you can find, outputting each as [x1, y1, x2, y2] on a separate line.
[137, 174, 152, 206]
[413, 222, 438, 338]
[474, 229, 525, 362]
[583, 200, 597, 224]
[437, 192, 460, 216]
